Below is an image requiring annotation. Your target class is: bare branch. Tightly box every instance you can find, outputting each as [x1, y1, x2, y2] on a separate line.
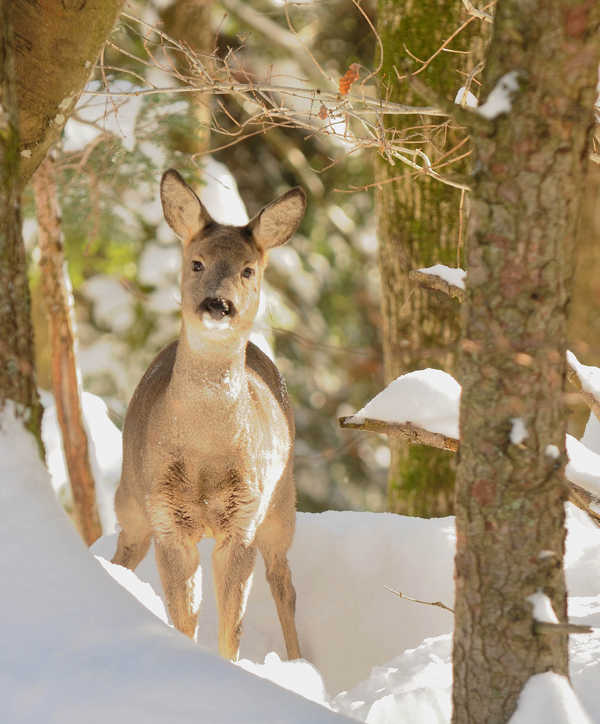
[461, 0, 495, 23]
[385, 586, 454, 614]
[534, 621, 593, 635]
[339, 416, 459, 452]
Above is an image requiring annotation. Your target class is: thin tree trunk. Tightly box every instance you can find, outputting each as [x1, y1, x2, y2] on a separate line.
[0, 0, 43, 447]
[452, 2, 600, 721]
[160, 0, 213, 164]
[375, 0, 481, 516]
[33, 156, 102, 545]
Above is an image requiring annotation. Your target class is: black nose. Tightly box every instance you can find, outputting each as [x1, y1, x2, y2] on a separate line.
[200, 296, 234, 320]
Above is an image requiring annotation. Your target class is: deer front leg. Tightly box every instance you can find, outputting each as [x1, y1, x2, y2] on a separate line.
[155, 536, 201, 639]
[212, 537, 257, 660]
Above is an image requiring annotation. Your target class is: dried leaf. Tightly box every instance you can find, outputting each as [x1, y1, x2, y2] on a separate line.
[339, 63, 360, 96]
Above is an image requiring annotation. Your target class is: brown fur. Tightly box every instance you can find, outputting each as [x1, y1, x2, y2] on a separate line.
[112, 170, 306, 660]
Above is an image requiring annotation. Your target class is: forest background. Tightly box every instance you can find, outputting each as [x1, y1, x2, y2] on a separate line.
[24, 0, 600, 523]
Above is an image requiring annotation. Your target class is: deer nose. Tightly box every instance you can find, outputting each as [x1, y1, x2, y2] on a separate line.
[200, 296, 235, 320]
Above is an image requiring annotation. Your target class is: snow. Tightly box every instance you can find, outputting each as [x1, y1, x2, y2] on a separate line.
[348, 369, 461, 439]
[199, 156, 249, 226]
[81, 274, 135, 334]
[546, 444, 561, 459]
[349, 369, 600, 503]
[568, 350, 600, 402]
[417, 264, 466, 290]
[477, 71, 521, 120]
[508, 673, 592, 724]
[582, 411, 600, 455]
[93, 511, 457, 695]
[510, 417, 528, 445]
[40, 389, 122, 533]
[63, 80, 144, 152]
[4, 396, 600, 722]
[454, 87, 479, 109]
[566, 434, 600, 498]
[527, 591, 559, 624]
[0, 404, 346, 724]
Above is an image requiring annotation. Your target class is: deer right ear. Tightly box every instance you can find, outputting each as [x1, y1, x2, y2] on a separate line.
[160, 169, 212, 243]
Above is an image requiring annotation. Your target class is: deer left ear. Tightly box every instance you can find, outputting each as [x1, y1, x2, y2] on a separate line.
[248, 187, 306, 251]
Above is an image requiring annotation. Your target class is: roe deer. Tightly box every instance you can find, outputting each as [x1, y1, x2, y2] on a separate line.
[112, 169, 306, 661]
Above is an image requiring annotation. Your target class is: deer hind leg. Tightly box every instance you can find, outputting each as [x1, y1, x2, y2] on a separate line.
[112, 484, 151, 570]
[257, 511, 301, 660]
[155, 536, 201, 640]
[212, 537, 257, 660]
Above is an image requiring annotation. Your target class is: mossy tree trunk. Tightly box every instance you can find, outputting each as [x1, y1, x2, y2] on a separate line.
[452, 2, 599, 721]
[375, 0, 481, 516]
[0, 0, 43, 447]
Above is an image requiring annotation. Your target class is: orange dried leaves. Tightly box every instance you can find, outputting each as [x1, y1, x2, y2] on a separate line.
[339, 63, 360, 96]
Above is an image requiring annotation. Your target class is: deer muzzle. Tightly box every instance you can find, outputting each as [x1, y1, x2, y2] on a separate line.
[199, 296, 236, 320]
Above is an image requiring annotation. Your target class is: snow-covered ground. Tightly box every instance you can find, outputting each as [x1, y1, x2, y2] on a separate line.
[5, 374, 600, 722]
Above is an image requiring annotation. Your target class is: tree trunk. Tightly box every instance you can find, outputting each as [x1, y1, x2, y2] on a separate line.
[0, 0, 43, 447]
[11, 0, 124, 189]
[375, 0, 480, 516]
[160, 0, 213, 165]
[452, 2, 599, 721]
[33, 156, 102, 545]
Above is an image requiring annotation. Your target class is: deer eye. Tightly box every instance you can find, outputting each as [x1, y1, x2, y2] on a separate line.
[192, 260, 205, 272]
[242, 267, 255, 279]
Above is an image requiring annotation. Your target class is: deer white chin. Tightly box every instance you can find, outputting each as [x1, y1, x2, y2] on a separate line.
[202, 312, 232, 331]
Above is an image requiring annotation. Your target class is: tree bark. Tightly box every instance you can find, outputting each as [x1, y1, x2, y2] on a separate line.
[11, 0, 124, 190]
[375, 0, 481, 516]
[160, 0, 213, 164]
[452, 2, 600, 722]
[33, 156, 102, 545]
[0, 0, 43, 447]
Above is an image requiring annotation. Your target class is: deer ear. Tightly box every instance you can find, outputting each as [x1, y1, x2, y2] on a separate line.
[248, 187, 306, 251]
[160, 169, 212, 243]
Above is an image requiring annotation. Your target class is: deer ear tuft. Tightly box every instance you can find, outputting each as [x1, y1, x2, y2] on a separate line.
[160, 169, 212, 243]
[248, 187, 306, 251]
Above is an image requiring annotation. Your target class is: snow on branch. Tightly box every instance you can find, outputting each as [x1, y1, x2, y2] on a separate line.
[339, 415, 458, 452]
[340, 367, 600, 523]
[411, 270, 600, 428]
[566, 351, 600, 424]
[409, 266, 466, 301]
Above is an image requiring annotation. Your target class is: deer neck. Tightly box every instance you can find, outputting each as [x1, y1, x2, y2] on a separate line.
[168, 321, 249, 409]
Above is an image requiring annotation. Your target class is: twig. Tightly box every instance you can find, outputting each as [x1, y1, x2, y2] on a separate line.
[461, 0, 494, 23]
[568, 482, 600, 528]
[220, 0, 322, 85]
[409, 269, 465, 301]
[339, 416, 459, 452]
[385, 585, 454, 614]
